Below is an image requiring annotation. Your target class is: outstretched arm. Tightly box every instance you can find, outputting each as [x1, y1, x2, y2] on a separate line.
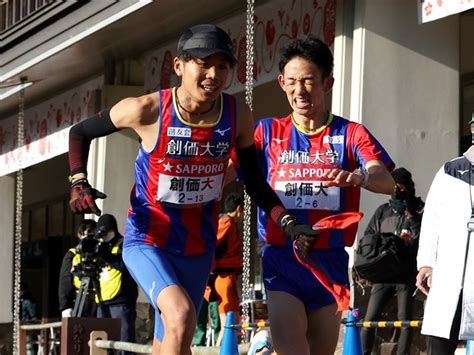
[68, 95, 158, 215]
[235, 101, 318, 249]
[68, 110, 119, 215]
[323, 160, 394, 194]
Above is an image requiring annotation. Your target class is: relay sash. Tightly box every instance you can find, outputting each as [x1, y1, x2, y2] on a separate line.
[293, 212, 364, 312]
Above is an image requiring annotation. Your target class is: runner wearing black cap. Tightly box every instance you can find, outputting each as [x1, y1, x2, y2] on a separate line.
[67, 24, 318, 355]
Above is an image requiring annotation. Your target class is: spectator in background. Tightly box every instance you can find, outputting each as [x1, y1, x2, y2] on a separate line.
[192, 193, 244, 347]
[210, 192, 244, 346]
[58, 219, 97, 317]
[360, 167, 424, 355]
[95, 214, 138, 355]
[416, 118, 474, 355]
[20, 282, 38, 355]
[191, 297, 220, 346]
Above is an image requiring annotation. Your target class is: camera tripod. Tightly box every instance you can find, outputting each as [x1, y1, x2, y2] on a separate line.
[72, 262, 110, 318]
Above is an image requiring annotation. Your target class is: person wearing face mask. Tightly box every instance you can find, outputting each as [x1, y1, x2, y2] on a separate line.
[359, 167, 424, 355]
[415, 116, 474, 354]
[58, 219, 98, 318]
[95, 214, 138, 355]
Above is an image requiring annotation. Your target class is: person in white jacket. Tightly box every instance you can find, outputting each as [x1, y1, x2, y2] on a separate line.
[416, 117, 474, 354]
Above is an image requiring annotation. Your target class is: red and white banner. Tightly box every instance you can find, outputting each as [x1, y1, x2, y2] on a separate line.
[418, 0, 474, 24]
[143, 0, 336, 94]
[0, 77, 102, 176]
[0, 0, 337, 176]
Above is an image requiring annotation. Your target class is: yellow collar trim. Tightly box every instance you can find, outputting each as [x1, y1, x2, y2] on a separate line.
[292, 112, 333, 135]
[172, 87, 223, 127]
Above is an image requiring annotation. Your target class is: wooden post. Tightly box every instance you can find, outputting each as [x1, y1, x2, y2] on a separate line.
[61, 317, 120, 355]
[18, 326, 27, 355]
[89, 331, 107, 355]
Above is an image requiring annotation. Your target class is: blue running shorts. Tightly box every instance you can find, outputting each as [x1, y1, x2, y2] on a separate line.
[262, 245, 349, 312]
[123, 244, 213, 340]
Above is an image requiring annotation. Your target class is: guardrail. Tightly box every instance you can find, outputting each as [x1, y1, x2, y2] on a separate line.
[19, 320, 61, 355]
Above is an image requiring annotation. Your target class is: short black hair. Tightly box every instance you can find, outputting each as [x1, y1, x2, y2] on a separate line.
[224, 193, 244, 213]
[279, 36, 334, 79]
[77, 219, 97, 237]
[391, 167, 414, 188]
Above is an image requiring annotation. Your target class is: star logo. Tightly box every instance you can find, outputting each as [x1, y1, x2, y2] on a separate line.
[163, 162, 173, 172]
[277, 168, 286, 178]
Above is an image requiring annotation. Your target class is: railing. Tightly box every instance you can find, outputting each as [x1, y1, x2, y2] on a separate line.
[19, 320, 61, 355]
[0, 0, 56, 32]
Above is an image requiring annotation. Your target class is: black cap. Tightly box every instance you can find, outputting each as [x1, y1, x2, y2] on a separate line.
[391, 167, 414, 187]
[96, 214, 118, 233]
[177, 24, 236, 64]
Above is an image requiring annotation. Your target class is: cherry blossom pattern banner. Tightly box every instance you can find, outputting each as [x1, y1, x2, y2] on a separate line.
[143, 0, 336, 94]
[418, 0, 474, 24]
[0, 76, 103, 176]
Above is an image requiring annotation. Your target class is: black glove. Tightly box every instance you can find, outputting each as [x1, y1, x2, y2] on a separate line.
[69, 178, 106, 216]
[278, 214, 320, 251]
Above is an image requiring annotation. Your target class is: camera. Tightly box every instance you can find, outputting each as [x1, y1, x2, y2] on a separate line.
[76, 226, 109, 257]
[73, 228, 110, 281]
[76, 234, 101, 256]
[72, 229, 108, 317]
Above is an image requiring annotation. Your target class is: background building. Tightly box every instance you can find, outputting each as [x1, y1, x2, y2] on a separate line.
[0, 0, 473, 351]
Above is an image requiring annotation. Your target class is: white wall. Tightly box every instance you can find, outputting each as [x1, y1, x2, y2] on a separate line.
[0, 175, 15, 322]
[461, 13, 474, 75]
[350, 0, 459, 233]
[89, 84, 144, 233]
[101, 131, 140, 233]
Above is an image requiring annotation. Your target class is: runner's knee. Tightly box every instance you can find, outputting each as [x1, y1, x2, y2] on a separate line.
[161, 304, 196, 334]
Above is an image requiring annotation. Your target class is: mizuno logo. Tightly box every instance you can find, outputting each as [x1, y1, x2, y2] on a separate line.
[264, 276, 277, 284]
[149, 281, 156, 306]
[214, 127, 231, 136]
[272, 138, 288, 144]
[458, 170, 469, 176]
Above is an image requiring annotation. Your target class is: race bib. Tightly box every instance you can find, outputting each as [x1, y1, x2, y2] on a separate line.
[157, 173, 224, 205]
[274, 180, 340, 210]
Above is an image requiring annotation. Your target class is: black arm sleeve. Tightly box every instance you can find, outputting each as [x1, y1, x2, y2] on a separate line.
[236, 144, 286, 223]
[69, 110, 120, 176]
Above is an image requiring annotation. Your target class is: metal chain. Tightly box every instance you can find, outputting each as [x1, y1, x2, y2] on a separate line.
[12, 83, 25, 355]
[244, 0, 255, 111]
[241, 0, 255, 334]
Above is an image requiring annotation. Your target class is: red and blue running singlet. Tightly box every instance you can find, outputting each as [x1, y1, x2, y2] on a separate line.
[254, 113, 394, 249]
[124, 88, 237, 256]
